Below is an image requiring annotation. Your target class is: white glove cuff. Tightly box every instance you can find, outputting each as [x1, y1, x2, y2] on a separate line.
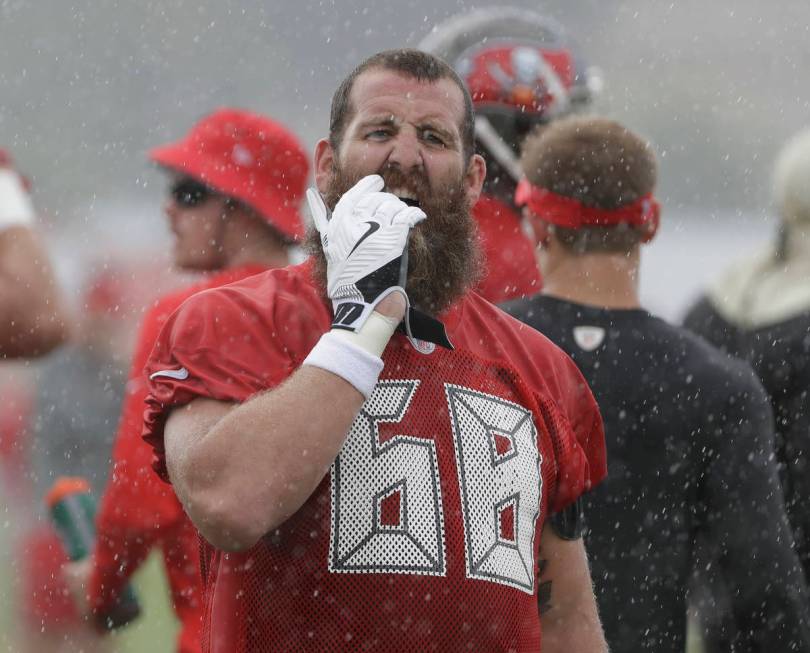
[303, 330, 385, 398]
[0, 170, 35, 230]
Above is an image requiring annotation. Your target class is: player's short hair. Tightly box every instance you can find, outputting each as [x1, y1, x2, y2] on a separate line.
[329, 49, 475, 162]
[521, 116, 657, 253]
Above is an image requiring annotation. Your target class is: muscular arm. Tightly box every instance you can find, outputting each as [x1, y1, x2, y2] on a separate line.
[0, 225, 68, 357]
[165, 363, 366, 552]
[539, 525, 608, 653]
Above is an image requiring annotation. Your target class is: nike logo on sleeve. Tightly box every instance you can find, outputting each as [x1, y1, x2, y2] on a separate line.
[348, 221, 380, 257]
[150, 367, 190, 381]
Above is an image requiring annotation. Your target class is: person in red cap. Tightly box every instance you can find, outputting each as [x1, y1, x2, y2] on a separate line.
[62, 108, 309, 653]
[419, 7, 602, 303]
[501, 116, 810, 652]
[0, 149, 68, 357]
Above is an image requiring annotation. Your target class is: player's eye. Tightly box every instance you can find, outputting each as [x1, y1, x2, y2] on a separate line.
[366, 129, 392, 140]
[421, 129, 447, 147]
[170, 179, 213, 207]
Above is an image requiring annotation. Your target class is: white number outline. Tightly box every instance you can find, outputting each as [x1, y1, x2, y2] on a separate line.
[446, 384, 542, 594]
[328, 379, 543, 595]
[328, 380, 447, 575]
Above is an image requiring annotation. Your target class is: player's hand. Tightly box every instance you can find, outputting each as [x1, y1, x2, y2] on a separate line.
[62, 557, 93, 618]
[306, 174, 425, 332]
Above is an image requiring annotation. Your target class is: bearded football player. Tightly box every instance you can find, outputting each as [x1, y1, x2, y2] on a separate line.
[502, 116, 810, 652]
[142, 50, 608, 652]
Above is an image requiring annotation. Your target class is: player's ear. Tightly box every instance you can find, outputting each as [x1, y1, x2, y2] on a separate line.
[639, 202, 661, 244]
[314, 139, 335, 195]
[523, 208, 552, 249]
[463, 153, 486, 207]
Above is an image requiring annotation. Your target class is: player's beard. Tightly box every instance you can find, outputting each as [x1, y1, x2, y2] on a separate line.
[306, 161, 483, 315]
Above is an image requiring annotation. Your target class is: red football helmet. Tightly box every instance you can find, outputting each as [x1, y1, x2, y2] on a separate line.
[419, 7, 602, 181]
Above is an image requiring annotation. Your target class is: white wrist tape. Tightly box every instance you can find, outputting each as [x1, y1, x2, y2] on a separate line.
[330, 309, 400, 358]
[0, 170, 35, 230]
[304, 310, 400, 397]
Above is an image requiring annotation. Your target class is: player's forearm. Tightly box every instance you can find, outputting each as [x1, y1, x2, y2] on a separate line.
[168, 365, 365, 552]
[539, 528, 608, 653]
[542, 610, 608, 653]
[0, 226, 68, 356]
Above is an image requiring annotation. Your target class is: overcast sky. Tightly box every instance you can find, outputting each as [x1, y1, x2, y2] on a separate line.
[2, 0, 809, 231]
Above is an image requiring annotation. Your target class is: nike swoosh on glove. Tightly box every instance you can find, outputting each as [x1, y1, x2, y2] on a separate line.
[306, 174, 426, 333]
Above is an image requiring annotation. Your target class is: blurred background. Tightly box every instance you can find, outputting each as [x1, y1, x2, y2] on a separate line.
[1, 0, 809, 650]
[3, 0, 809, 311]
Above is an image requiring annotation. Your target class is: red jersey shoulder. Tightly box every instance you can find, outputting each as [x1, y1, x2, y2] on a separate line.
[454, 291, 580, 388]
[163, 262, 330, 364]
[143, 263, 331, 481]
[138, 265, 268, 352]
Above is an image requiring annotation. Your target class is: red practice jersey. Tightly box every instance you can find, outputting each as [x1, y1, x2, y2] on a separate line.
[473, 194, 542, 303]
[90, 264, 267, 653]
[143, 263, 606, 653]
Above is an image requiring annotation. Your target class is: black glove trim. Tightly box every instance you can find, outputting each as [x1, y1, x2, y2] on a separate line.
[397, 308, 454, 350]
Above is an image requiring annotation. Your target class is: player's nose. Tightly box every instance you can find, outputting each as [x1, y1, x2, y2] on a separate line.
[163, 197, 181, 223]
[387, 130, 423, 171]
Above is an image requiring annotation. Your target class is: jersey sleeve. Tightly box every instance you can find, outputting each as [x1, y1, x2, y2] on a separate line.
[88, 299, 189, 614]
[497, 311, 608, 515]
[538, 360, 606, 515]
[698, 362, 810, 650]
[143, 277, 324, 482]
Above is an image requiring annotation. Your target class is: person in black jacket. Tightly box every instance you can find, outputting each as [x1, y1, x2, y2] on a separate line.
[502, 116, 810, 652]
[684, 127, 810, 578]
[683, 127, 810, 651]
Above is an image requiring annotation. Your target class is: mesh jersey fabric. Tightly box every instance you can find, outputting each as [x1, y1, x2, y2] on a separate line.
[472, 194, 542, 303]
[90, 264, 267, 653]
[142, 262, 605, 653]
[503, 294, 810, 653]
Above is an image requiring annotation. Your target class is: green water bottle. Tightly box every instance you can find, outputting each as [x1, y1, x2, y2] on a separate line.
[45, 476, 142, 631]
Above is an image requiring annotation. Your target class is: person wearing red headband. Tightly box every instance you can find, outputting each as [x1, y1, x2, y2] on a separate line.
[62, 108, 309, 653]
[502, 116, 810, 652]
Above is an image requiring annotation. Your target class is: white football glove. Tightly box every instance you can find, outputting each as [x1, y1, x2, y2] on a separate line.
[306, 174, 426, 333]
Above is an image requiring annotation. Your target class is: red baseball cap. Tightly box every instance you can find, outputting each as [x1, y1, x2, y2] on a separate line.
[149, 108, 309, 241]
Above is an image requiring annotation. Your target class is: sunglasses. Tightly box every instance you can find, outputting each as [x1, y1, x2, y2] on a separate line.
[169, 178, 215, 207]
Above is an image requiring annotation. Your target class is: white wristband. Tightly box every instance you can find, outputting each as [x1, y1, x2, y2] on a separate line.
[0, 170, 35, 230]
[303, 331, 385, 398]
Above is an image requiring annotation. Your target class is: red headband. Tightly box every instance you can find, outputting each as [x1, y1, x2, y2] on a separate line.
[515, 178, 660, 230]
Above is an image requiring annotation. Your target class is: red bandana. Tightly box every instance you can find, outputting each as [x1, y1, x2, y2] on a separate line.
[515, 178, 660, 230]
